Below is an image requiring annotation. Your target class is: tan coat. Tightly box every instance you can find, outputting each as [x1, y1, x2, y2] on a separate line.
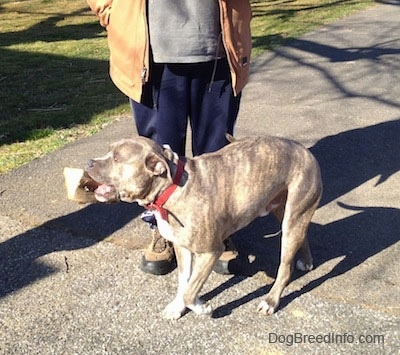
[87, 0, 252, 102]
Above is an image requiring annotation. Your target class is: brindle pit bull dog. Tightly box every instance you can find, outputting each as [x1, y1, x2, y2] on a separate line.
[86, 135, 322, 320]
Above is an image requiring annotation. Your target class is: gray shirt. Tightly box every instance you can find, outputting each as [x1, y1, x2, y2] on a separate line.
[148, 0, 224, 63]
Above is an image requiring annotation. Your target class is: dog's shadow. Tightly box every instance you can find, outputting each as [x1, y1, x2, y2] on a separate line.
[204, 119, 400, 318]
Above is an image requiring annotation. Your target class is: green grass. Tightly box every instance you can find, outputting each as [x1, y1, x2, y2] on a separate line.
[0, 0, 374, 174]
[250, 0, 374, 56]
[0, 0, 130, 173]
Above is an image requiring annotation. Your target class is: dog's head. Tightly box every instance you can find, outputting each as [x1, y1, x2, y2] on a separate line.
[86, 137, 172, 204]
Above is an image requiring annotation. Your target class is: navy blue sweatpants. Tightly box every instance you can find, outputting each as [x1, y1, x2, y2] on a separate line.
[130, 59, 241, 157]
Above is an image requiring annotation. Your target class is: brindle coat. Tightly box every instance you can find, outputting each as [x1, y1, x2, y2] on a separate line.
[86, 135, 322, 320]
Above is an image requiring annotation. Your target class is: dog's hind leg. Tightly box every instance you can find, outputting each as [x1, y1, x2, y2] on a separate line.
[258, 202, 317, 316]
[296, 237, 313, 271]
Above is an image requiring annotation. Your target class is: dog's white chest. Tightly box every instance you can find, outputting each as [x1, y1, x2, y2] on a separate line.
[153, 211, 178, 244]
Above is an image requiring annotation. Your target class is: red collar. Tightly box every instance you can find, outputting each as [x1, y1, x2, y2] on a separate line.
[145, 159, 185, 220]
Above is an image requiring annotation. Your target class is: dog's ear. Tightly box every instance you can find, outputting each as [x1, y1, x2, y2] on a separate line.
[145, 153, 170, 177]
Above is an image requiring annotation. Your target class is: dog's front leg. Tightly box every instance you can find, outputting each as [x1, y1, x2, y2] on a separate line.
[183, 251, 221, 317]
[163, 245, 192, 320]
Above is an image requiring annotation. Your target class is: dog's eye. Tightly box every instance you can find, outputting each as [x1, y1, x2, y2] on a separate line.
[113, 152, 120, 162]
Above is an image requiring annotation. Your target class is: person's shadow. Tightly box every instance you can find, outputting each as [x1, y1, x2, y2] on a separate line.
[0, 202, 142, 298]
[205, 118, 400, 317]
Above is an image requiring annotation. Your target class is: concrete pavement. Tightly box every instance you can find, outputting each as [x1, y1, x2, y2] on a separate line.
[1, 2, 399, 354]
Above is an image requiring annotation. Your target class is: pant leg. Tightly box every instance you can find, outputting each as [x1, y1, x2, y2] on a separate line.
[131, 60, 241, 157]
[130, 63, 190, 156]
[189, 59, 241, 156]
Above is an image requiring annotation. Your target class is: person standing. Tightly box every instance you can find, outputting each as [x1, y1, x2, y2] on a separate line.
[87, 0, 252, 275]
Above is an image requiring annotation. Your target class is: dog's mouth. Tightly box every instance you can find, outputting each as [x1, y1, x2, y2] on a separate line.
[93, 183, 119, 202]
[85, 168, 119, 202]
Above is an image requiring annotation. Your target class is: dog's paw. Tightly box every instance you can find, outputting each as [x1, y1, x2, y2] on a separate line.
[257, 300, 276, 316]
[187, 299, 212, 316]
[162, 299, 186, 320]
[296, 259, 313, 272]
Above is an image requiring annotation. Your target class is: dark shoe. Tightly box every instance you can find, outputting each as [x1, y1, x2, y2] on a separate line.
[141, 229, 176, 275]
[213, 238, 239, 275]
